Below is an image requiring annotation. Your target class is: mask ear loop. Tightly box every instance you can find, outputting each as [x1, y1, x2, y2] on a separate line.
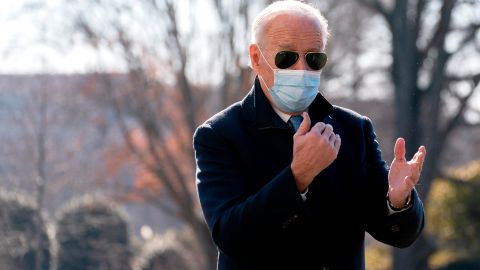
[255, 45, 276, 91]
[256, 46, 276, 72]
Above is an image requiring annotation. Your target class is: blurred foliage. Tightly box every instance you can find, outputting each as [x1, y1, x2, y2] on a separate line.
[427, 160, 480, 269]
[55, 196, 131, 270]
[365, 242, 391, 270]
[0, 190, 51, 270]
[365, 160, 480, 270]
[438, 258, 480, 270]
[133, 228, 198, 270]
[136, 246, 189, 270]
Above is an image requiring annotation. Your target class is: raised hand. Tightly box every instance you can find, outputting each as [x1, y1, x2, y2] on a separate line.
[388, 138, 427, 208]
[291, 112, 341, 192]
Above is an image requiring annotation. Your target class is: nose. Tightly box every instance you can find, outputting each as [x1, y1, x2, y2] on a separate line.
[291, 54, 309, 70]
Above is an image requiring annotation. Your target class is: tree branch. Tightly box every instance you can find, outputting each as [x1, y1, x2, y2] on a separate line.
[419, 0, 457, 64]
[356, 0, 391, 20]
[439, 80, 478, 145]
[446, 73, 480, 84]
[414, 0, 427, 43]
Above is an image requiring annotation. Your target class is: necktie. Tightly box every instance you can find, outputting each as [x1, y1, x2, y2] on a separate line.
[289, 115, 303, 132]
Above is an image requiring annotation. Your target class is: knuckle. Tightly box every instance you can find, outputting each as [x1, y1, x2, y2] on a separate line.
[317, 138, 328, 148]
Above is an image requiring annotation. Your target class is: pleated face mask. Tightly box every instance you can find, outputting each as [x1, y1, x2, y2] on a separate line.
[258, 48, 321, 113]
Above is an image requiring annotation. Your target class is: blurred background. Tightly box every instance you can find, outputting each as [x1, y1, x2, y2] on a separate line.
[0, 0, 479, 269]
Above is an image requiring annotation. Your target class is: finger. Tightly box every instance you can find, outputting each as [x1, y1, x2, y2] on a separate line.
[394, 137, 406, 161]
[412, 146, 426, 165]
[311, 122, 326, 136]
[409, 151, 421, 164]
[417, 146, 426, 168]
[295, 112, 311, 136]
[322, 124, 333, 138]
[322, 124, 333, 135]
[418, 150, 426, 166]
[328, 132, 336, 144]
[419, 145, 427, 156]
[412, 151, 426, 180]
[333, 135, 341, 150]
[410, 145, 427, 164]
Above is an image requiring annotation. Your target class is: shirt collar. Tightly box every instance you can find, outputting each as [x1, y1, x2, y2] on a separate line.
[272, 106, 303, 123]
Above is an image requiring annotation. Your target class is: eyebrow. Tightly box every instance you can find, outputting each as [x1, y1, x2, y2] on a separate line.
[306, 47, 322, 52]
[276, 43, 322, 52]
[277, 43, 295, 50]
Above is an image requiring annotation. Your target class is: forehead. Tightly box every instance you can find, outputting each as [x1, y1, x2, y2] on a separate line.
[262, 13, 324, 52]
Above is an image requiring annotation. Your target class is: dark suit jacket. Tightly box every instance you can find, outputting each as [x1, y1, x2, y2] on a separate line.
[193, 79, 424, 270]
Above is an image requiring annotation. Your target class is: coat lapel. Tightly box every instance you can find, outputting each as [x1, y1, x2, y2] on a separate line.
[241, 78, 291, 131]
[239, 77, 341, 190]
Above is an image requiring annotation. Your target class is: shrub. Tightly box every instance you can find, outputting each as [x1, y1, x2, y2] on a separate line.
[0, 190, 51, 270]
[136, 246, 189, 270]
[427, 160, 480, 268]
[56, 196, 131, 270]
[133, 229, 193, 270]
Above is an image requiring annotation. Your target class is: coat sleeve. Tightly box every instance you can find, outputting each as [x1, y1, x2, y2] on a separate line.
[193, 122, 306, 257]
[362, 118, 425, 248]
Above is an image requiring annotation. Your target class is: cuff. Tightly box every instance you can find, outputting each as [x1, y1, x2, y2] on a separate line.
[387, 191, 413, 215]
[300, 187, 309, 202]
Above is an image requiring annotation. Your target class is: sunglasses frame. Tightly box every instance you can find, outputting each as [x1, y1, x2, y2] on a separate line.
[275, 50, 328, 71]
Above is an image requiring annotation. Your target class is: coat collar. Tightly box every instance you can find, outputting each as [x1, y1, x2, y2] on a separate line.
[241, 77, 334, 130]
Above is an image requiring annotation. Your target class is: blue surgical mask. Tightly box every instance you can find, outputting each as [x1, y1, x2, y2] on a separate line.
[258, 48, 321, 113]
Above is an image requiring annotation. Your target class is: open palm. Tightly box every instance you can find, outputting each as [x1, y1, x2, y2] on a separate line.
[388, 138, 426, 208]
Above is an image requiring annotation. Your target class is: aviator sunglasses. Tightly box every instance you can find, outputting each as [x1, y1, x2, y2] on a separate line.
[275, 51, 328, 71]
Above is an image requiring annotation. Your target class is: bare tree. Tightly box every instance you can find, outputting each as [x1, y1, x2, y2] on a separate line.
[56, 1, 389, 268]
[0, 74, 110, 268]
[12, 0, 477, 269]
[1, 80, 64, 270]
[354, 0, 480, 268]
[53, 0, 267, 268]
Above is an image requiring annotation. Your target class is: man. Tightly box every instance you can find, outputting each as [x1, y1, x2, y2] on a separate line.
[193, 1, 426, 269]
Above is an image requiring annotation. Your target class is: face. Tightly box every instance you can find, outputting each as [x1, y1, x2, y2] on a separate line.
[249, 13, 325, 114]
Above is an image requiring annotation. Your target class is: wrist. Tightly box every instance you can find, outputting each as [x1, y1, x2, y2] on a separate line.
[387, 192, 412, 210]
[296, 182, 309, 193]
[291, 165, 311, 192]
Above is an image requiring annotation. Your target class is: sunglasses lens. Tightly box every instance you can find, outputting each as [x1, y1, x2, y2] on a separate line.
[306, 52, 328, 70]
[275, 51, 299, 69]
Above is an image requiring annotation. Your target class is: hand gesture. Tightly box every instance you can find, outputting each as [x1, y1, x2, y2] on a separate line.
[388, 138, 427, 208]
[291, 112, 341, 192]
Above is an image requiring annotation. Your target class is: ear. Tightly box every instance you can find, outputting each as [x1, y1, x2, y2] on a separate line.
[249, 44, 261, 72]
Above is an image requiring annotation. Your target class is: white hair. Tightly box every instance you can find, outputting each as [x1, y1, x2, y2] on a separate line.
[251, 1, 330, 48]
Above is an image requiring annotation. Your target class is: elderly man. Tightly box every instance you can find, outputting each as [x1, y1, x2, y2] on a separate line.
[193, 1, 426, 269]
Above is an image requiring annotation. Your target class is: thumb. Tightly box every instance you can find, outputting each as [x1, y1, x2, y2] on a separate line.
[394, 137, 406, 161]
[296, 112, 311, 135]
